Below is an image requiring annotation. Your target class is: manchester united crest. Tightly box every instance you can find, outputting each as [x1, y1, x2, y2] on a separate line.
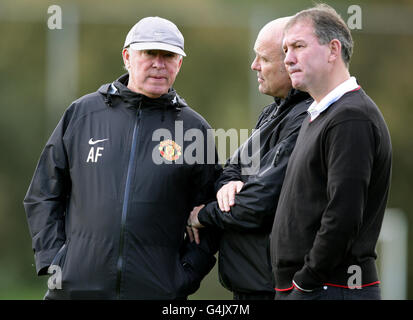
[158, 139, 182, 161]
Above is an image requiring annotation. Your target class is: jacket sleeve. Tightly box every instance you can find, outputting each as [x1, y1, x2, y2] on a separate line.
[23, 110, 72, 276]
[198, 123, 302, 232]
[214, 153, 243, 192]
[180, 124, 222, 290]
[293, 119, 377, 290]
[180, 228, 220, 295]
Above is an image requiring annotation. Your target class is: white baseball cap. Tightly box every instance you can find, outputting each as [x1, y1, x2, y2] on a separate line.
[124, 16, 186, 57]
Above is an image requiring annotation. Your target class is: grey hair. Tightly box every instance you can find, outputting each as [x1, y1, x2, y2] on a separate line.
[286, 3, 353, 68]
[122, 47, 183, 72]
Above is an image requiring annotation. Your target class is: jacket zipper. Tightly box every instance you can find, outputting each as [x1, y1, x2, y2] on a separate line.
[116, 102, 142, 298]
[273, 143, 284, 167]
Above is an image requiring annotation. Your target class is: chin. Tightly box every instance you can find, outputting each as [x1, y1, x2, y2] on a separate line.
[146, 87, 168, 97]
[258, 86, 268, 95]
[291, 80, 303, 91]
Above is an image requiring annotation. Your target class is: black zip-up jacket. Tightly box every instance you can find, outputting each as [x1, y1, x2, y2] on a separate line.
[23, 74, 220, 299]
[198, 89, 312, 294]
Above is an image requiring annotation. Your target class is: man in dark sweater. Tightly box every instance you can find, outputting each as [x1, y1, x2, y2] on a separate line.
[186, 18, 312, 300]
[270, 4, 392, 300]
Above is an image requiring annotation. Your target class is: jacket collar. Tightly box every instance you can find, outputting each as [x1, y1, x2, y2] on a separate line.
[98, 73, 188, 111]
[279, 88, 311, 106]
[274, 89, 312, 115]
[113, 73, 179, 109]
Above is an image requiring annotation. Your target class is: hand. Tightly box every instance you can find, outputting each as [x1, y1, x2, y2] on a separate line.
[186, 204, 205, 244]
[216, 181, 244, 212]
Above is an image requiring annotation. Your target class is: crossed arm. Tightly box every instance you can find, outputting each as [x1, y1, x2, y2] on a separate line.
[187, 180, 244, 244]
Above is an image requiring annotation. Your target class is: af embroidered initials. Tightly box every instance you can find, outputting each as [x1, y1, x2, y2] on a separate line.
[87, 138, 108, 163]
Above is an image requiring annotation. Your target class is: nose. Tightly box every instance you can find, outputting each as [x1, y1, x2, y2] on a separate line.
[284, 49, 295, 67]
[152, 54, 166, 68]
[251, 56, 260, 71]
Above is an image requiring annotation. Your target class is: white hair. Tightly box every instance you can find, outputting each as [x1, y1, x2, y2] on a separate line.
[123, 47, 183, 72]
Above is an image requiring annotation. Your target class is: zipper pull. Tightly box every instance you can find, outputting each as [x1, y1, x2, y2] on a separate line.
[273, 144, 283, 166]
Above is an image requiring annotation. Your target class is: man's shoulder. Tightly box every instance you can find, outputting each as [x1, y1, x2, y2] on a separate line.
[261, 102, 278, 115]
[55, 91, 109, 137]
[329, 88, 381, 123]
[178, 101, 213, 130]
[254, 102, 278, 128]
[66, 90, 107, 117]
[72, 90, 106, 107]
[277, 90, 312, 119]
[281, 93, 312, 124]
[289, 96, 312, 115]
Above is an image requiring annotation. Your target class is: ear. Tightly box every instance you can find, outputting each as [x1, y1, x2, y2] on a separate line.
[328, 39, 342, 63]
[122, 48, 130, 69]
[176, 56, 183, 75]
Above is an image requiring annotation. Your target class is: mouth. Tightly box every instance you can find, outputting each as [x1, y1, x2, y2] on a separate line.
[288, 69, 301, 76]
[148, 75, 167, 81]
[257, 75, 264, 83]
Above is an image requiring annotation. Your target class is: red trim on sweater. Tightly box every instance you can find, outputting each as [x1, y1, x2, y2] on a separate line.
[349, 85, 361, 92]
[274, 280, 380, 292]
[323, 280, 380, 288]
[274, 285, 294, 292]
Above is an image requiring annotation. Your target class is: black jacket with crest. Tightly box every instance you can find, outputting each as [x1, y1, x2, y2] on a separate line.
[23, 74, 220, 299]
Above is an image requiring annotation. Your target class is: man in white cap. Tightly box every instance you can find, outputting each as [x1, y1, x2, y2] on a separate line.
[24, 16, 220, 299]
[123, 16, 186, 99]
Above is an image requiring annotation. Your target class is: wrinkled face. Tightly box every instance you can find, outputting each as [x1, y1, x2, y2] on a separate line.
[283, 20, 330, 93]
[123, 49, 182, 98]
[251, 30, 291, 98]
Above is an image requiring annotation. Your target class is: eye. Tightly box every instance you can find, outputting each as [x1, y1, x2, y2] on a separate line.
[145, 50, 157, 56]
[164, 52, 177, 59]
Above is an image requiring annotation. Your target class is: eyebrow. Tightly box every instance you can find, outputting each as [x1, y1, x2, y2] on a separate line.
[286, 39, 305, 47]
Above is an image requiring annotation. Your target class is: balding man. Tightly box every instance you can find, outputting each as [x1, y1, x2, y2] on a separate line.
[187, 18, 313, 300]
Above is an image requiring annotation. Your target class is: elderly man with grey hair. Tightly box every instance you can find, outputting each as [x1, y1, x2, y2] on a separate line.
[24, 16, 220, 300]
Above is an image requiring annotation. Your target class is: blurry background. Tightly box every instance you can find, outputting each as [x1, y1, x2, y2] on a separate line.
[0, 0, 412, 299]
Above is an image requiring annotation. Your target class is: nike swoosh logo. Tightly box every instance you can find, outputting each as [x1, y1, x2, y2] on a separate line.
[89, 138, 109, 145]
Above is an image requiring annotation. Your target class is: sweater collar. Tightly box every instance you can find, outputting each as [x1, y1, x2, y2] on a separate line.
[308, 77, 359, 122]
